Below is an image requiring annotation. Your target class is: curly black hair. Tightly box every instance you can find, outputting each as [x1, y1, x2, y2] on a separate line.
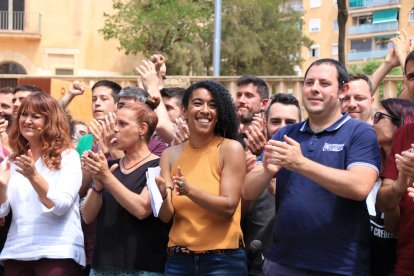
[182, 80, 240, 141]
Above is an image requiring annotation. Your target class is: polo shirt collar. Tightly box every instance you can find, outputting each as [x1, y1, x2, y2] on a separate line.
[299, 113, 351, 134]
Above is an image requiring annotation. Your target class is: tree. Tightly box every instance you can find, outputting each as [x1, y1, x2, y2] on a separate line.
[337, 0, 348, 66]
[220, 0, 312, 75]
[100, 0, 311, 75]
[100, 0, 213, 75]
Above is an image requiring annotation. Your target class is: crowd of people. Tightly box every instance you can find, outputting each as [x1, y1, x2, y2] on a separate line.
[0, 34, 413, 276]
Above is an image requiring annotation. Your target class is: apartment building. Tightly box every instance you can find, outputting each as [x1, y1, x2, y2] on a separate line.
[298, 0, 414, 74]
[0, 0, 140, 76]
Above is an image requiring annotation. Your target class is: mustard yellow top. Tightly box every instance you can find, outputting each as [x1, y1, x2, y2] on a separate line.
[168, 136, 243, 251]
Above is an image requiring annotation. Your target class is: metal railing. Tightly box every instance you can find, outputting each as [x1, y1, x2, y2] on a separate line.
[349, 0, 400, 9]
[348, 21, 398, 35]
[348, 48, 389, 61]
[0, 11, 41, 34]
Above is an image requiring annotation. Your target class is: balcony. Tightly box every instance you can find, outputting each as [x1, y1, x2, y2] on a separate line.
[348, 48, 388, 61]
[348, 21, 398, 36]
[0, 11, 41, 39]
[349, 0, 400, 10]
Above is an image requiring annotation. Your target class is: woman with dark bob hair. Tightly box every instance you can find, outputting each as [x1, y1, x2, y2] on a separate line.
[156, 80, 247, 275]
[0, 92, 85, 275]
[368, 98, 414, 275]
[82, 99, 170, 275]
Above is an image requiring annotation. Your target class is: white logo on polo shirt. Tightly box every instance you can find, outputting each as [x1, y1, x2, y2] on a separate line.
[322, 143, 344, 152]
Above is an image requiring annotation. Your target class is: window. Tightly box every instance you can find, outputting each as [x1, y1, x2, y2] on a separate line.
[55, 68, 74, 75]
[332, 44, 338, 56]
[309, 19, 321, 32]
[409, 10, 414, 22]
[310, 45, 320, 58]
[310, 0, 321, 8]
[333, 19, 338, 32]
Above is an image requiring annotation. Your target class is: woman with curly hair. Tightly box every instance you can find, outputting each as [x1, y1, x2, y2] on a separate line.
[0, 92, 85, 275]
[156, 80, 247, 275]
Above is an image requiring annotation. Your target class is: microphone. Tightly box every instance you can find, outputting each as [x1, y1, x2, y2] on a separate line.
[247, 240, 264, 273]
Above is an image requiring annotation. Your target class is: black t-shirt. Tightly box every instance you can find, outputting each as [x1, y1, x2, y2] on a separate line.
[92, 158, 170, 272]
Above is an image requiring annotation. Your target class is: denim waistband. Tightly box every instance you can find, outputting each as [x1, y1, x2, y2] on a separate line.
[167, 246, 242, 256]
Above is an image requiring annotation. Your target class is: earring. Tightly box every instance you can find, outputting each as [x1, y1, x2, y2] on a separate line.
[139, 135, 144, 140]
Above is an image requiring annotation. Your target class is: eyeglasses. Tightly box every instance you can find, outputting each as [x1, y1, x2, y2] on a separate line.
[373, 112, 394, 124]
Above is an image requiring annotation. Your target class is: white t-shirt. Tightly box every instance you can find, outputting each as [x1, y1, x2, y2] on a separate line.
[0, 149, 85, 266]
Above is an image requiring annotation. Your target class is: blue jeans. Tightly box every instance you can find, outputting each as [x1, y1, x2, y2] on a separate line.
[164, 248, 247, 275]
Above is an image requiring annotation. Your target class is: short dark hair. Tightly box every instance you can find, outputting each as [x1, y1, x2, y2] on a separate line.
[348, 73, 373, 95]
[13, 85, 42, 94]
[0, 87, 13, 94]
[266, 93, 301, 121]
[92, 80, 122, 103]
[182, 80, 239, 141]
[404, 50, 414, 75]
[237, 76, 269, 100]
[304, 58, 348, 89]
[160, 87, 185, 104]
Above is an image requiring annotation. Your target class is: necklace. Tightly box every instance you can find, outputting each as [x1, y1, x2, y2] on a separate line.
[121, 152, 152, 173]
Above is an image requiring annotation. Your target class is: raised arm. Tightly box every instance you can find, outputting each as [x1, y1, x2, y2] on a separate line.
[58, 81, 85, 109]
[136, 60, 175, 143]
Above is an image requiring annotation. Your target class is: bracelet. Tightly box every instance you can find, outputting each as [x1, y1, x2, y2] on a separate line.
[91, 185, 104, 195]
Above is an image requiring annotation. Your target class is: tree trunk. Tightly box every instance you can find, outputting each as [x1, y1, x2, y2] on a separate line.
[337, 0, 348, 67]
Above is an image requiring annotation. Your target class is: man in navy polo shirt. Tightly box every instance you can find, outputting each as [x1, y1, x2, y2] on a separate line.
[243, 58, 380, 275]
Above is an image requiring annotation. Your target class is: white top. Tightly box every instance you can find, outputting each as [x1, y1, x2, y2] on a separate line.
[0, 149, 86, 266]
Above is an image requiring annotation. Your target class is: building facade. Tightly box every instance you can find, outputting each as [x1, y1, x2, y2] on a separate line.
[298, 0, 414, 74]
[0, 0, 140, 76]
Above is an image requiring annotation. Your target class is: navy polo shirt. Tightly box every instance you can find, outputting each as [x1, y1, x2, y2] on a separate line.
[265, 113, 380, 275]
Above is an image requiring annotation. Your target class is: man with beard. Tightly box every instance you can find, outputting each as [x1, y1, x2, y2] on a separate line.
[236, 76, 269, 155]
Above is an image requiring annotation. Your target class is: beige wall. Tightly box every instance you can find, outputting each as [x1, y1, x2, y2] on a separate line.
[300, 1, 414, 74]
[301, 0, 340, 73]
[0, 0, 142, 76]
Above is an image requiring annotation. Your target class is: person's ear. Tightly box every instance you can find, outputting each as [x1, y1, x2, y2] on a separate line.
[261, 98, 269, 109]
[339, 83, 349, 96]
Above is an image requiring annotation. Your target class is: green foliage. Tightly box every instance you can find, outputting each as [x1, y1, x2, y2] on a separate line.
[348, 59, 403, 97]
[100, 0, 311, 75]
[220, 0, 312, 75]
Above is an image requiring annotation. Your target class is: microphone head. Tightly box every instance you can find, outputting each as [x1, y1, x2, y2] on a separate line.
[249, 240, 263, 252]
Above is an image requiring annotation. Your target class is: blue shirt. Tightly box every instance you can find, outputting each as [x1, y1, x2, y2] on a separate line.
[266, 114, 380, 275]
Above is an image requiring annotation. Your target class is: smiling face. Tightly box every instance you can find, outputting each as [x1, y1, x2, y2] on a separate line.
[341, 79, 373, 123]
[266, 102, 300, 138]
[18, 108, 46, 143]
[303, 63, 344, 118]
[183, 88, 217, 137]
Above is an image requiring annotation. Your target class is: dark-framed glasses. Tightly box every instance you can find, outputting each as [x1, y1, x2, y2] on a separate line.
[373, 112, 394, 124]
